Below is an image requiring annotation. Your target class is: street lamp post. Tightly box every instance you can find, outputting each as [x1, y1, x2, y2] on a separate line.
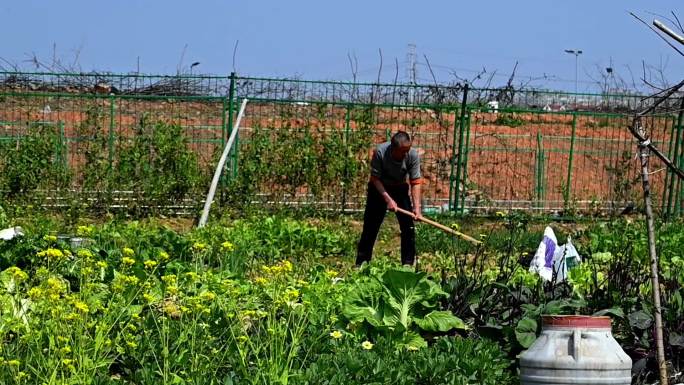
[190, 62, 200, 76]
[564, 49, 582, 109]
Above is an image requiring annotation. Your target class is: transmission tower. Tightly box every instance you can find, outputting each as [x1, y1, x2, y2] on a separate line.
[406, 43, 417, 103]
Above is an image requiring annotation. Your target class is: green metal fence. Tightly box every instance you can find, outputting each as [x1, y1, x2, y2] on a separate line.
[0, 71, 682, 216]
[455, 108, 680, 215]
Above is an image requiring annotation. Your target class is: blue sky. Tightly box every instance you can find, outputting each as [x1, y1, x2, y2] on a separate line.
[1, 0, 682, 92]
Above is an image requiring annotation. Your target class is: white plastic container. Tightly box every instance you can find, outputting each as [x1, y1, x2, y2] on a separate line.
[520, 315, 632, 385]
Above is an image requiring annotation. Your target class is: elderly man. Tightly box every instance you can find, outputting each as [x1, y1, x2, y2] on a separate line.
[356, 131, 422, 266]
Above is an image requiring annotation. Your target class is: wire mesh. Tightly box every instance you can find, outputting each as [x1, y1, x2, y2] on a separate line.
[463, 108, 678, 214]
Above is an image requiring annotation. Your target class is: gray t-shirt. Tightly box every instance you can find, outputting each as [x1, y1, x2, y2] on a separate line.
[370, 142, 421, 185]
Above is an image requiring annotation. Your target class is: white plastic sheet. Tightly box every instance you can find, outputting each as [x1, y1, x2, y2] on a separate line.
[0, 226, 24, 240]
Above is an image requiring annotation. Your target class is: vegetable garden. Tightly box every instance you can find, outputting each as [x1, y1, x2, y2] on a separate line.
[0, 72, 683, 384]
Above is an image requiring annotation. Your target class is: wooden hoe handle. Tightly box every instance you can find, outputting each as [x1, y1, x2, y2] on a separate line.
[394, 207, 482, 245]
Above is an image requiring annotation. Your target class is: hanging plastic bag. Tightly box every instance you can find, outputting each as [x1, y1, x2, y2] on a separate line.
[529, 226, 581, 282]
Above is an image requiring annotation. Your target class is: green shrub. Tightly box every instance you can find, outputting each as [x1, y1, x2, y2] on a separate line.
[297, 336, 514, 385]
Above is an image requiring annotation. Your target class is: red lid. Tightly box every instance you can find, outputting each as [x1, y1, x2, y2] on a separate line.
[542, 315, 612, 329]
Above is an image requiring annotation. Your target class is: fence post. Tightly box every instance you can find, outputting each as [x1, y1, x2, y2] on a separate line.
[59, 121, 67, 170]
[460, 111, 472, 215]
[221, 98, 227, 148]
[227, 72, 237, 179]
[674, 98, 684, 217]
[108, 95, 116, 176]
[663, 116, 677, 217]
[565, 113, 577, 208]
[450, 83, 469, 213]
[342, 105, 352, 213]
[535, 130, 545, 210]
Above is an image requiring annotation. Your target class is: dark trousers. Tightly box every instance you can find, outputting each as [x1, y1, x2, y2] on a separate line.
[356, 183, 416, 266]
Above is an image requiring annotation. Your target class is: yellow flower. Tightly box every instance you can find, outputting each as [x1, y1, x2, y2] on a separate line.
[281, 260, 293, 272]
[221, 241, 235, 252]
[15, 371, 28, 380]
[64, 313, 79, 321]
[325, 270, 338, 279]
[37, 248, 66, 261]
[161, 274, 177, 284]
[97, 261, 108, 269]
[158, 251, 170, 262]
[126, 275, 139, 286]
[126, 341, 137, 348]
[200, 291, 216, 302]
[7, 359, 20, 367]
[254, 277, 268, 285]
[185, 272, 199, 282]
[6, 267, 28, 282]
[143, 293, 155, 303]
[62, 358, 74, 366]
[77, 249, 94, 259]
[361, 340, 374, 350]
[330, 330, 343, 339]
[59, 346, 72, 354]
[76, 225, 94, 236]
[43, 235, 57, 242]
[237, 336, 248, 343]
[74, 301, 89, 314]
[284, 288, 300, 301]
[122, 247, 135, 257]
[407, 345, 419, 351]
[57, 336, 69, 343]
[122, 257, 135, 266]
[28, 287, 43, 300]
[241, 310, 256, 318]
[450, 223, 461, 231]
[495, 211, 507, 217]
[192, 242, 207, 251]
[167, 286, 179, 295]
[47, 277, 66, 292]
[163, 302, 181, 318]
[144, 260, 158, 270]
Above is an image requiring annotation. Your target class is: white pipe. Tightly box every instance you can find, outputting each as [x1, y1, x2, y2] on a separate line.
[198, 98, 248, 228]
[654, 19, 684, 45]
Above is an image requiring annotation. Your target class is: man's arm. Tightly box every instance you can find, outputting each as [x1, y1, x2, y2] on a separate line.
[408, 150, 422, 218]
[371, 176, 398, 211]
[369, 146, 398, 211]
[410, 182, 422, 218]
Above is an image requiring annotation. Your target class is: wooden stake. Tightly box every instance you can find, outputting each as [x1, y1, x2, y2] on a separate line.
[634, 117, 669, 385]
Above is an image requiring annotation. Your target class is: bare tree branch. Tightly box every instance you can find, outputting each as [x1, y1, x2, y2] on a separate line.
[376, 48, 383, 84]
[232, 40, 239, 74]
[672, 11, 683, 33]
[423, 54, 438, 86]
[177, 43, 188, 74]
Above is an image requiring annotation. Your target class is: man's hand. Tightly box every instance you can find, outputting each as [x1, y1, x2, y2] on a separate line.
[413, 206, 422, 220]
[385, 197, 398, 212]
